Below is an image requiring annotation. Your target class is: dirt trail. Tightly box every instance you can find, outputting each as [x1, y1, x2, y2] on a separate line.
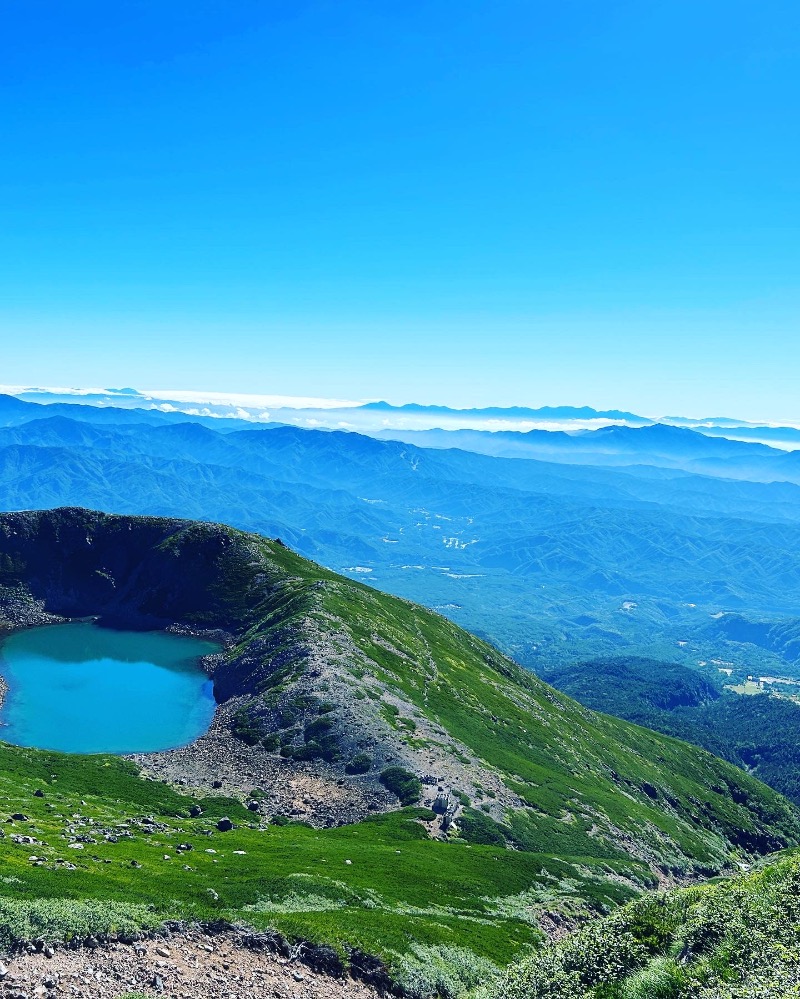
[0, 932, 382, 999]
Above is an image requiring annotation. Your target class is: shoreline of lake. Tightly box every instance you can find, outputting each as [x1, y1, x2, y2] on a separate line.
[0, 622, 220, 755]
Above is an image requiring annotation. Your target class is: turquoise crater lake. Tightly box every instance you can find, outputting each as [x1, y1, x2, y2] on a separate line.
[0, 622, 219, 754]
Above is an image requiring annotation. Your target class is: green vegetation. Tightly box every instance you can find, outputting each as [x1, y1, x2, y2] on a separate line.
[2, 510, 800, 993]
[3, 509, 795, 881]
[345, 752, 373, 775]
[0, 741, 631, 975]
[457, 809, 509, 848]
[380, 767, 423, 806]
[547, 656, 800, 805]
[317, 576, 800, 868]
[482, 848, 800, 999]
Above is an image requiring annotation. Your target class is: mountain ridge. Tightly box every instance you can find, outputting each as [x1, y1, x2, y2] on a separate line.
[0, 507, 797, 879]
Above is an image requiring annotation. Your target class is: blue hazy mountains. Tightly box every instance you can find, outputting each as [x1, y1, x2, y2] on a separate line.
[374, 423, 800, 482]
[1, 393, 800, 678]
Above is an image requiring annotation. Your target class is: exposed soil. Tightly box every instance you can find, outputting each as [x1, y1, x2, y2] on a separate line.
[127, 699, 395, 828]
[0, 930, 383, 999]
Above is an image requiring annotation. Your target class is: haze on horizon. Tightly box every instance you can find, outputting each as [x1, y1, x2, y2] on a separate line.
[1, 1, 798, 422]
[5, 383, 800, 435]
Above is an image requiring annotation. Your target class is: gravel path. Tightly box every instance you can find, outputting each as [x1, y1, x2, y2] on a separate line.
[0, 932, 382, 999]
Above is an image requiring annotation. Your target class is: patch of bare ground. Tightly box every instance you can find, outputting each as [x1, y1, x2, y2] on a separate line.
[0, 930, 383, 999]
[127, 708, 392, 828]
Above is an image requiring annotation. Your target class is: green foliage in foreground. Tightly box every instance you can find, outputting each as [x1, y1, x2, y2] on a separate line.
[481, 848, 800, 999]
[0, 741, 649, 986]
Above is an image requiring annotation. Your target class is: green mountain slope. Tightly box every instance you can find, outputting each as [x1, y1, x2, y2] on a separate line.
[0, 508, 798, 987]
[483, 847, 800, 999]
[546, 656, 800, 806]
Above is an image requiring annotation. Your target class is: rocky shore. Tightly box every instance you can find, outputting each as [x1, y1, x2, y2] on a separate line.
[127, 698, 395, 828]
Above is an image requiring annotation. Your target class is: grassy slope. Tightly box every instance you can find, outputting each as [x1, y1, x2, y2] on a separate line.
[1, 511, 800, 990]
[545, 655, 800, 806]
[298, 561, 800, 869]
[5, 508, 784, 882]
[0, 742, 637, 971]
[482, 847, 800, 999]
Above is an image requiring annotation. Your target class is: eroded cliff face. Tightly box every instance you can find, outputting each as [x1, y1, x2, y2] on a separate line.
[0, 507, 261, 629]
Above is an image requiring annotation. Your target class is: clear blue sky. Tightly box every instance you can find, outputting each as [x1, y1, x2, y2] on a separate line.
[1, 1, 798, 419]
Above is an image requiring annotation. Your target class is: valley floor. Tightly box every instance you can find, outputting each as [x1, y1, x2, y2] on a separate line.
[0, 929, 380, 999]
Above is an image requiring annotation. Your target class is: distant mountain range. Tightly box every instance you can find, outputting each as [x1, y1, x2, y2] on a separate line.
[2, 392, 800, 680]
[6, 386, 799, 440]
[361, 400, 649, 421]
[4, 391, 800, 994]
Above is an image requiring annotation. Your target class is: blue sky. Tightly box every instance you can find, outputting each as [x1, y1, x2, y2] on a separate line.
[1, 1, 798, 419]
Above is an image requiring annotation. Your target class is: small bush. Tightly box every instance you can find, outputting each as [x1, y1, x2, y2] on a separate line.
[276, 707, 299, 729]
[305, 716, 334, 741]
[620, 957, 686, 999]
[458, 808, 509, 847]
[345, 753, 373, 775]
[231, 708, 264, 746]
[380, 767, 422, 805]
[394, 944, 500, 999]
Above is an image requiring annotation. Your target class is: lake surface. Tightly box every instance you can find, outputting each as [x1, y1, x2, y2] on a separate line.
[0, 622, 218, 754]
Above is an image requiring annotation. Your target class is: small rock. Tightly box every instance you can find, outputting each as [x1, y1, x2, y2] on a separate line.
[216, 817, 233, 832]
[156, 946, 171, 958]
[33, 790, 44, 798]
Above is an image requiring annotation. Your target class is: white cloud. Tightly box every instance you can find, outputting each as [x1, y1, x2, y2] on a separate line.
[141, 388, 363, 409]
